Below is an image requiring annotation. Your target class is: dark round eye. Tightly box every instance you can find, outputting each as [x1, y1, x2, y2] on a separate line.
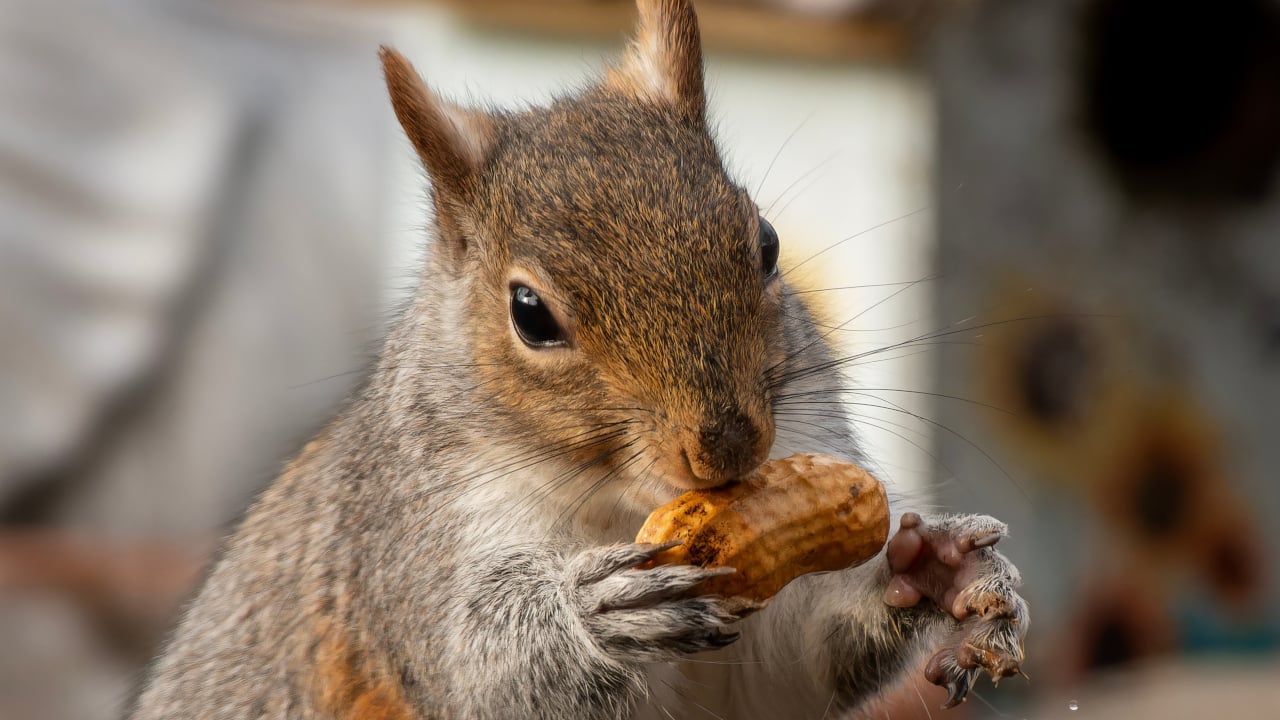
[511, 285, 566, 347]
[759, 217, 780, 279]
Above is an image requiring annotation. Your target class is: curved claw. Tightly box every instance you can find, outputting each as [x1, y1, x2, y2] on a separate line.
[706, 629, 741, 650]
[940, 668, 978, 709]
[962, 530, 1005, 551]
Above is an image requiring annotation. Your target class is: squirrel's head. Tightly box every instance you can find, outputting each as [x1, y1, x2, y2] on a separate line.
[383, 0, 806, 500]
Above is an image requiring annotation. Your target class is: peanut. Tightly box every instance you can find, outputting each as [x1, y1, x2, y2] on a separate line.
[636, 453, 890, 604]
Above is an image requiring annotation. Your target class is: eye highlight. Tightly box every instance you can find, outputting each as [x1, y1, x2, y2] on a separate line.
[510, 285, 566, 348]
[759, 217, 780, 280]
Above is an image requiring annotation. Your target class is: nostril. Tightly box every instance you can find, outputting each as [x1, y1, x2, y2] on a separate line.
[687, 412, 763, 483]
[699, 413, 750, 450]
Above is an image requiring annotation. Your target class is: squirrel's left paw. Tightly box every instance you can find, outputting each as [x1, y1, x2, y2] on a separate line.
[883, 512, 1029, 708]
[563, 542, 752, 664]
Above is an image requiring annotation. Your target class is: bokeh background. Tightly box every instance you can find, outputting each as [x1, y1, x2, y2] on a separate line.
[0, 1, 1275, 718]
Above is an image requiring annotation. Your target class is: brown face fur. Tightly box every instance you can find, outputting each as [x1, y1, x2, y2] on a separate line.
[383, 1, 785, 495]
[470, 94, 784, 491]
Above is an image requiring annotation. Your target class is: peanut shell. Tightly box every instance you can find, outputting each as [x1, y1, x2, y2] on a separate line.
[636, 453, 890, 604]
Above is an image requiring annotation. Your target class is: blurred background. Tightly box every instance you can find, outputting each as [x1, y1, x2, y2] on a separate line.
[0, 1, 1275, 718]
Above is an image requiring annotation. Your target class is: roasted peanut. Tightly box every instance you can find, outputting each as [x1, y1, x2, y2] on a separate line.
[636, 453, 890, 603]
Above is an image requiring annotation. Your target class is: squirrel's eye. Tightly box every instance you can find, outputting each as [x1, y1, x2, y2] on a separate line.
[759, 217, 780, 279]
[511, 285, 566, 348]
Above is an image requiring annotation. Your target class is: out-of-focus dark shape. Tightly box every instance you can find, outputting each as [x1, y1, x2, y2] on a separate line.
[1015, 315, 1094, 426]
[0, 1, 394, 718]
[1065, 574, 1176, 676]
[930, 0, 1280, 716]
[1080, 0, 1280, 204]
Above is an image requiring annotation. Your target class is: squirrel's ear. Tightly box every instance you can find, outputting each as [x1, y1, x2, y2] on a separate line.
[606, 0, 706, 121]
[380, 47, 494, 198]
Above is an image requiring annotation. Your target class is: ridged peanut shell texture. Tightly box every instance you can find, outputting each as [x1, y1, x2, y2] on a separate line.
[636, 453, 890, 604]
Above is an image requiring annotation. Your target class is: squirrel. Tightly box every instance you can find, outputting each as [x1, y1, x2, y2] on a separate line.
[128, 1, 1028, 718]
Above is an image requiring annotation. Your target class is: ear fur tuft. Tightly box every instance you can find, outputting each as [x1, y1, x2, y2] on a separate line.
[380, 46, 494, 197]
[606, 0, 706, 121]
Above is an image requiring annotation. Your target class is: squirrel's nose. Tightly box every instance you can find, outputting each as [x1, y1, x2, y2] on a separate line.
[681, 411, 773, 487]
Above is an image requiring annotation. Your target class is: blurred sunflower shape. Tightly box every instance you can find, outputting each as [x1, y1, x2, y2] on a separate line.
[1094, 391, 1262, 606]
[973, 274, 1143, 493]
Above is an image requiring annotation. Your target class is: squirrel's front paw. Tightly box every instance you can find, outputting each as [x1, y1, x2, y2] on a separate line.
[884, 513, 1029, 708]
[563, 543, 750, 663]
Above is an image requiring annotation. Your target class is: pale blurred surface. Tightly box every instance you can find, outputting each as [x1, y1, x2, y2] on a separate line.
[1029, 660, 1280, 719]
[1, 1, 396, 717]
[0, 0, 396, 530]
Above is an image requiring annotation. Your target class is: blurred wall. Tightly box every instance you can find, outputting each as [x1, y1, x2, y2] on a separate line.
[931, 1, 1280, 717]
[0, 1, 395, 717]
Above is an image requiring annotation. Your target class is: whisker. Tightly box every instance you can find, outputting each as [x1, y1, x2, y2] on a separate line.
[512, 440, 635, 527]
[289, 362, 506, 389]
[408, 424, 634, 501]
[770, 275, 935, 378]
[753, 112, 813, 199]
[555, 443, 646, 532]
[782, 206, 929, 278]
[773, 419, 854, 454]
[606, 455, 659, 531]
[968, 690, 1013, 718]
[766, 151, 841, 220]
[836, 401, 1027, 502]
[773, 313, 1112, 388]
[913, 682, 935, 720]
[783, 277, 940, 297]
[775, 387, 1013, 415]
[779, 307, 931, 335]
[818, 687, 838, 720]
[777, 413, 952, 479]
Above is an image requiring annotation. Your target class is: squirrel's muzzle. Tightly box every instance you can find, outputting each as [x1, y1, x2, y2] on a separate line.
[678, 410, 775, 488]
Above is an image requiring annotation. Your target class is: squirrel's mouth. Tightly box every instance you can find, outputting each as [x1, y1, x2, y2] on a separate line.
[643, 472, 713, 507]
[654, 453, 747, 497]
[650, 481, 687, 505]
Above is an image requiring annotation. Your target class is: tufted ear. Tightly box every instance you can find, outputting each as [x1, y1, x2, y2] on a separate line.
[606, 0, 706, 122]
[380, 46, 495, 199]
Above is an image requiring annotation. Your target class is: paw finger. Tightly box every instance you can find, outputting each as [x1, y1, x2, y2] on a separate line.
[587, 596, 741, 644]
[584, 598, 743, 659]
[592, 565, 735, 610]
[667, 627, 741, 655]
[570, 541, 682, 585]
[950, 550, 1024, 619]
[882, 574, 925, 608]
[957, 641, 1023, 682]
[953, 581, 1012, 620]
[886, 514, 925, 574]
[966, 613, 1027, 655]
[961, 618, 1026, 680]
[957, 575, 1028, 621]
[930, 515, 1008, 560]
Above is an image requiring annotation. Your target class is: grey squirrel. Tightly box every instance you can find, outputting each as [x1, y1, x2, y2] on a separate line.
[128, 1, 1028, 717]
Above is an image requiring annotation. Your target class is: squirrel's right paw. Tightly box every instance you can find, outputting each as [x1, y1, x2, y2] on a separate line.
[563, 542, 750, 663]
